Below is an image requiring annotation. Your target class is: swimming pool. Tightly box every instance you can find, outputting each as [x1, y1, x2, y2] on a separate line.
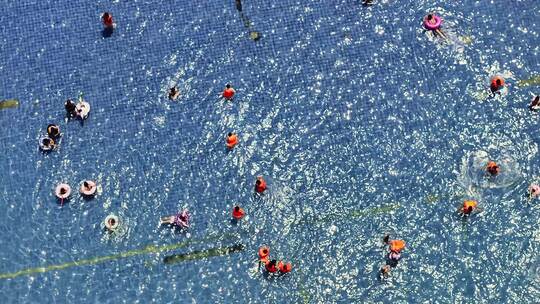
[0, 0, 539, 302]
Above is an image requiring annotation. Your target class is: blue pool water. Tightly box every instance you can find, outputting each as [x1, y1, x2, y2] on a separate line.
[1, 0, 540, 302]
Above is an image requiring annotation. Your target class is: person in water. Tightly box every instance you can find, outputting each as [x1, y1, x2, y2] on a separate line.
[425, 14, 447, 40]
[380, 265, 391, 278]
[41, 137, 55, 151]
[47, 124, 61, 138]
[168, 86, 180, 100]
[160, 210, 190, 228]
[255, 176, 267, 193]
[486, 161, 500, 176]
[65, 99, 77, 117]
[383, 234, 405, 262]
[235, 0, 242, 11]
[362, 0, 374, 5]
[458, 200, 481, 216]
[265, 259, 278, 273]
[529, 95, 540, 111]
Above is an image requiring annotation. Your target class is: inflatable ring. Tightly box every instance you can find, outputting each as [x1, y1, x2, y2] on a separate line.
[389, 251, 401, 261]
[55, 183, 71, 200]
[530, 184, 540, 197]
[39, 137, 55, 151]
[75, 101, 91, 120]
[389, 239, 406, 252]
[258, 246, 270, 260]
[105, 215, 120, 231]
[80, 180, 97, 196]
[47, 124, 61, 138]
[423, 14, 442, 31]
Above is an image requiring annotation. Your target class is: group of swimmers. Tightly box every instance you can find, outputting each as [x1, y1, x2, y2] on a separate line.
[423, 12, 539, 104]
[258, 246, 292, 275]
[39, 96, 91, 152]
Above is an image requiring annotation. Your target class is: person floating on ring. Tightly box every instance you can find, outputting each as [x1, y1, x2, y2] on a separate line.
[55, 183, 71, 206]
[232, 205, 245, 220]
[160, 209, 190, 228]
[65, 99, 77, 117]
[383, 234, 405, 262]
[529, 184, 540, 200]
[168, 86, 180, 100]
[529, 95, 540, 111]
[75, 99, 91, 120]
[258, 246, 270, 264]
[104, 214, 120, 232]
[264, 259, 278, 274]
[380, 265, 391, 279]
[222, 84, 236, 100]
[102, 12, 115, 29]
[278, 261, 292, 274]
[47, 124, 61, 139]
[423, 14, 447, 40]
[80, 180, 97, 197]
[255, 176, 267, 193]
[458, 200, 482, 216]
[489, 76, 506, 95]
[226, 132, 239, 149]
[486, 161, 500, 176]
[40, 137, 56, 152]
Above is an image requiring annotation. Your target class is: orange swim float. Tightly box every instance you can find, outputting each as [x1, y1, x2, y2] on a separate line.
[232, 206, 245, 220]
[389, 239, 406, 253]
[278, 261, 292, 273]
[226, 133, 238, 149]
[490, 76, 505, 92]
[258, 246, 270, 261]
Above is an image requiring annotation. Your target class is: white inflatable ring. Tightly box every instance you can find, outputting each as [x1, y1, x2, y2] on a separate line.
[105, 215, 119, 231]
[55, 183, 71, 199]
[80, 180, 97, 196]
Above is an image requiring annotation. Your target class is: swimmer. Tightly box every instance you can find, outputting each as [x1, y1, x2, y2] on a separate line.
[383, 234, 406, 254]
[486, 161, 500, 176]
[258, 246, 270, 262]
[104, 215, 119, 232]
[39, 137, 55, 151]
[47, 124, 61, 138]
[278, 261, 292, 274]
[65, 99, 76, 117]
[222, 84, 236, 100]
[168, 86, 180, 100]
[362, 0, 374, 5]
[265, 259, 278, 273]
[458, 200, 481, 216]
[160, 209, 190, 228]
[232, 205, 245, 220]
[226, 132, 238, 149]
[380, 265, 391, 278]
[102, 12, 115, 28]
[490, 76, 505, 95]
[529, 184, 540, 199]
[255, 176, 267, 193]
[529, 95, 540, 111]
[424, 14, 447, 40]
[75, 99, 90, 120]
[80, 180, 97, 197]
[235, 0, 242, 11]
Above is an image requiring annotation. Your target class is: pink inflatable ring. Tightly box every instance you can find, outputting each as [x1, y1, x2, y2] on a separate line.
[80, 180, 97, 197]
[530, 184, 540, 197]
[423, 14, 442, 31]
[55, 183, 71, 200]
